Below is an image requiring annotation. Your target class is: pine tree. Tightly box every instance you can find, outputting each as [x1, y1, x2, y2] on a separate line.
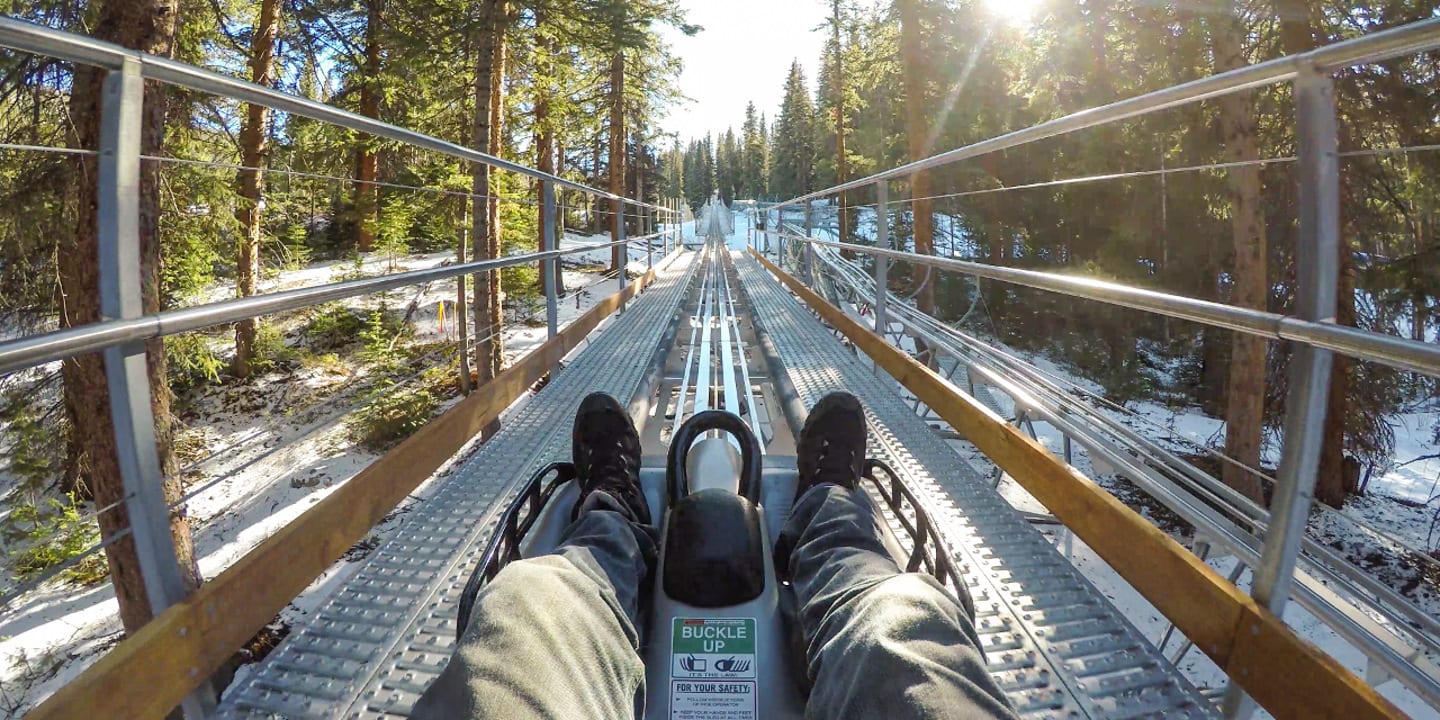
[898, 0, 936, 317]
[353, 0, 384, 251]
[740, 102, 767, 199]
[718, 127, 739, 205]
[471, 0, 510, 384]
[59, 0, 202, 637]
[770, 60, 815, 200]
[233, 0, 282, 379]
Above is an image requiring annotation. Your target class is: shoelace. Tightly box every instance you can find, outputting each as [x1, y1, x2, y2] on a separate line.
[815, 438, 857, 484]
[589, 438, 635, 490]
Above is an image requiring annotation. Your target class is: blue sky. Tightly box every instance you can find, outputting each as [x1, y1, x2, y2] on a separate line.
[658, 0, 829, 143]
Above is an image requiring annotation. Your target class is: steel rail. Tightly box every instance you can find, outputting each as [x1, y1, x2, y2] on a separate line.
[780, 232, 1440, 378]
[0, 17, 670, 212]
[770, 17, 1440, 208]
[0, 236, 653, 374]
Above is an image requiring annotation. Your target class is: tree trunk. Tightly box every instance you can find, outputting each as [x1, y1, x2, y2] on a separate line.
[1414, 290, 1427, 342]
[471, 0, 508, 384]
[353, 0, 382, 252]
[635, 134, 645, 243]
[608, 51, 626, 272]
[457, 199, 472, 395]
[832, 0, 851, 257]
[1208, 6, 1268, 505]
[986, 194, 1007, 320]
[60, 0, 201, 636]
[1274, 0, 1350, 508]
[535, 8, 555, 288]
[591, 139, 603, 233]
[233, 0, 281, 379]
[898, 0, 936, 318]
[1316, 256, 1356, 507]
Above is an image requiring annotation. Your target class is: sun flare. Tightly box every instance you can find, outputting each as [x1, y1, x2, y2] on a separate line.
[982, 0, 1042, 25]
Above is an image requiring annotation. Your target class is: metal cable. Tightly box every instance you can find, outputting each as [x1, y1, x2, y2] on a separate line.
[899, 156, 1298, 205]
[865, 142, 1440, 207]
[141, 154, 526, 205]
[0, 142, 96, 156]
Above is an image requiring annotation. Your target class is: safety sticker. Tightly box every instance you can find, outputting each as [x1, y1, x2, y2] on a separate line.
[670, 617, 757, 720]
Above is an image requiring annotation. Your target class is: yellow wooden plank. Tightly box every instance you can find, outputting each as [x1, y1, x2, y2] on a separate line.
[752, 250, 1405, 720]
[26, 270, 656, 720]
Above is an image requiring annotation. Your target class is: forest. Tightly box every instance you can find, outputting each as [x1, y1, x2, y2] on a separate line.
[0, 0, 1439, 711]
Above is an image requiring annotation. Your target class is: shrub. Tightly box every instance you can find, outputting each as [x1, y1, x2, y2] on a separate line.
[247, 323, 298, 374]
[373, 196, 416, 270]
[359, 303, 410, 367]
[332, 254, 372, 283]
[2, 393, 57, 498]
[303, 303, 367, 350]
[348, 381, 437, 451]
[166, 333, 226, 392]
[274, 222, 313, 270]
[6, 493, 108, 585]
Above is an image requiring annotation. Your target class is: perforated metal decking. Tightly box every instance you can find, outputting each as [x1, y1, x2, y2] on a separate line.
[217, 251, 700, 719]
[732, 252, 1215, 719]
[219, 246, 1211, 719]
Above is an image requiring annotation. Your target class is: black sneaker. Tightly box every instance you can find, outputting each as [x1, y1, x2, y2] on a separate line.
[572, 392, 650, 525]
[794, 391, 867, 500]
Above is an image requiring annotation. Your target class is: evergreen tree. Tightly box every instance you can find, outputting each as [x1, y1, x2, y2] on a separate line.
[233, 0, 282, 378]
[740, 102, 768, 199]
[770, 60, 815, 200]
[717, 127, 740, 205]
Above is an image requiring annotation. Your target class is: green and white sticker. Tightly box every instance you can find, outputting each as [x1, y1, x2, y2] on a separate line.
[670, 617, 757, 720]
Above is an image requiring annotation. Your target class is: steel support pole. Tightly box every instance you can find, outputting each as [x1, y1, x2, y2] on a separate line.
[541, 181, 558, 338]
[1221, 65, 1340, 720]
[874, 182, 890, 379]
[99, 57, 214, 718]
[779, 208, 787, 262]
[803, 199, 816, 284]
[646, 204, 653, 271]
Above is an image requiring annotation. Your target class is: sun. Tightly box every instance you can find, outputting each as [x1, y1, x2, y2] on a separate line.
[982, 0, 1042, 25]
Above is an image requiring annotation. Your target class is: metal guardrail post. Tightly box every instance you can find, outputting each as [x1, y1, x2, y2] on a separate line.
[1222, 63, 1341, 720]
[541, 180, 558, 339]
[803, 199, 816, 284]
[99, 57, 214, 718]
[873, 181, 890, 378]
[646, 204, 653, 271]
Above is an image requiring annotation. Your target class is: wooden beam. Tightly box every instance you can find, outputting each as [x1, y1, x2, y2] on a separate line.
[27, 270, 657, 720]
[751, 250, 1403, 720]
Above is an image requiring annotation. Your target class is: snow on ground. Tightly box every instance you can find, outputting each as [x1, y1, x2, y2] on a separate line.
[0, 232, 681, 715]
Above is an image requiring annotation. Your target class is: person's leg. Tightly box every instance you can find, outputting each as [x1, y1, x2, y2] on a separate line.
[779, 392, 1015, 720]
[413, 497, 655, 719]
[413, 393, 655, 720]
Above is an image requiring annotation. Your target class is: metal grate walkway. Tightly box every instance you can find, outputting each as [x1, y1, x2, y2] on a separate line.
[731, 252, 1214, 719]
[217, 251, 700, 719]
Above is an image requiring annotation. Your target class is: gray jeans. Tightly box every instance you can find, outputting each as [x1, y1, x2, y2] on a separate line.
[413, 485, 1015, 720]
